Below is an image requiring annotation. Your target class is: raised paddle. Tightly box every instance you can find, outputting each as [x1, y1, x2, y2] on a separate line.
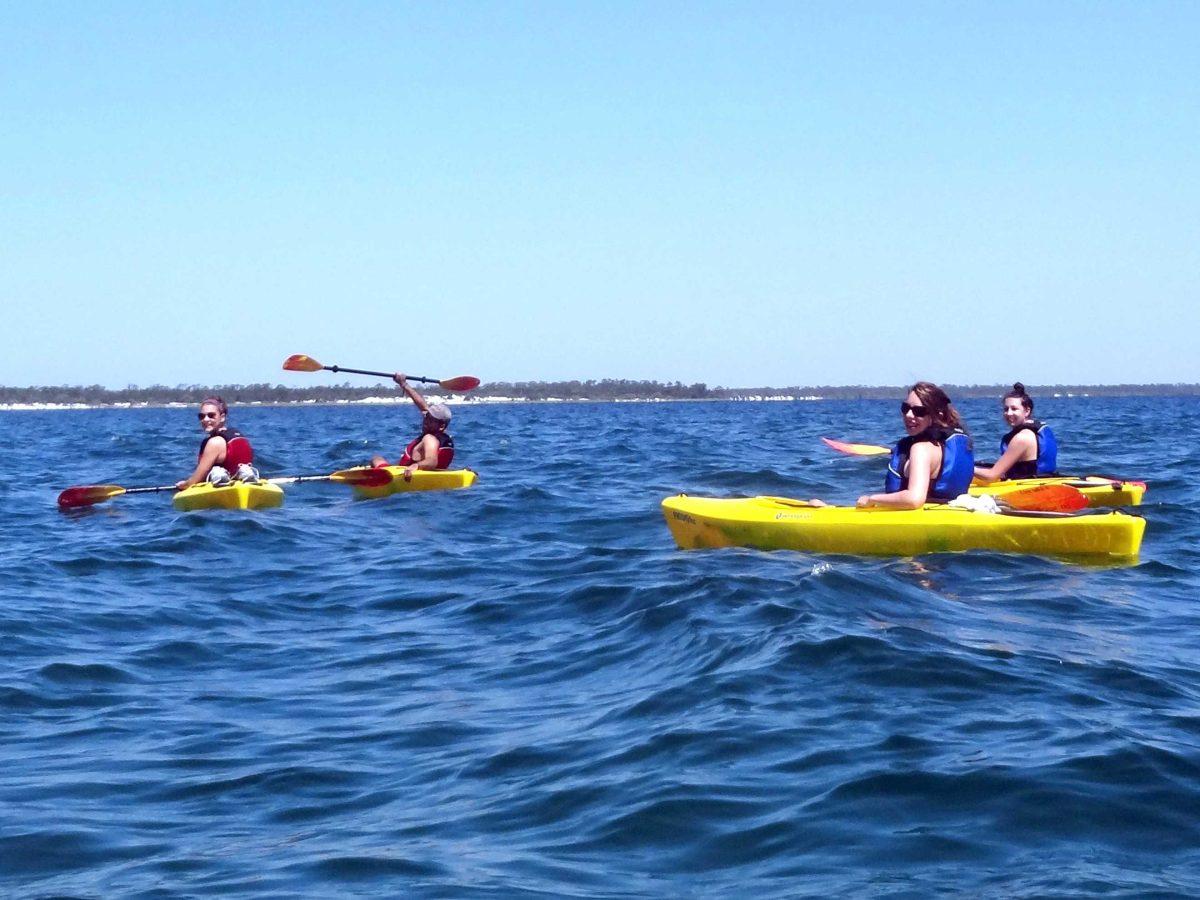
[821, 437, 890, 457]
[282, 354, 480, 392]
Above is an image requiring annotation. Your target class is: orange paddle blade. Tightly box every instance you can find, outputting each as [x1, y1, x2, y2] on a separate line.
[822, 437, 890, 457]
[997, 483, 1088, 512]
[283, 354, 324, 372]
[57, 485, 126, 509]
[439, 375, 480, 392]
[329, 467, 393, 487]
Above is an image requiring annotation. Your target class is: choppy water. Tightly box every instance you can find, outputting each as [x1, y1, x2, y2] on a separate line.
[3, 396, 1199, 897]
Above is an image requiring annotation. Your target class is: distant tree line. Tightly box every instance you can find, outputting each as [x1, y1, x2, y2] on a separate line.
[2, 381, 1199, 406]
[707, 383, 1200, 400]
[482, 379, 712, 400]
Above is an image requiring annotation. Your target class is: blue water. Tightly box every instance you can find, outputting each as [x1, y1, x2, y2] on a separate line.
[3, 397, 1200, 897]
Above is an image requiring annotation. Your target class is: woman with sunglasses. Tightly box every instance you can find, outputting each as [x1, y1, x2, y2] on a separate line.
[856, 382, 974, 509]
[972, 382, 1058, 483]
[176, 397, 258, 490]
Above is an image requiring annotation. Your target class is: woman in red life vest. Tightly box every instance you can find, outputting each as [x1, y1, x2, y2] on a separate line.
[370, 373, 455, 481]
[176, 396, 258, 490]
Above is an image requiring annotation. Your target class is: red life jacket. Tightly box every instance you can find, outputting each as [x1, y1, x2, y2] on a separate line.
[199, 427, 254, 471]
[398, 431, 454, 469]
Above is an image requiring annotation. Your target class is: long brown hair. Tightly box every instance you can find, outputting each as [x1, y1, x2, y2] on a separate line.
[909, 381, 965, 431]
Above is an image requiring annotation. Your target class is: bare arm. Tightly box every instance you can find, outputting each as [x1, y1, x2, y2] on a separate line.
[974, 431, 1035, 483]
[400, 434, 443, 480]
[177, 437, 225, 490]
[857, 441, 938, 510]
[393, 373, 430, 415]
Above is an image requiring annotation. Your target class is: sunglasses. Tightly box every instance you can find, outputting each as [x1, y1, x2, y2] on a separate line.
[900, 402, 930, 417]
[198, 411, 221, 420]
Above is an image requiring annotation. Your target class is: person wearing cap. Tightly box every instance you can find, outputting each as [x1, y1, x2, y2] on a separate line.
[370, 373, 455, 480]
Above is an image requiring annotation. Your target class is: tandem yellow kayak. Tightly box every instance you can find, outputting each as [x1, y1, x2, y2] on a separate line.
[172, 481, 284, 512]
[661, 495, 1145, 561]
[350, 467, 477, 500]
[969, 475, 1146, 508]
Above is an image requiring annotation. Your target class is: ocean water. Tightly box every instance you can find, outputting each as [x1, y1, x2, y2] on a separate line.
[2, 396, 1199, 897]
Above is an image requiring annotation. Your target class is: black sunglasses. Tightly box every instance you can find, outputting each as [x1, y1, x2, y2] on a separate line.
[198, 411, 221, 420]
[900, 402, 930, 417]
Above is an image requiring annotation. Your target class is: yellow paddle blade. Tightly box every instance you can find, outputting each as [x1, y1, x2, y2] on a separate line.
[282, 354, 324, 372]
[822, 437, 890, 457]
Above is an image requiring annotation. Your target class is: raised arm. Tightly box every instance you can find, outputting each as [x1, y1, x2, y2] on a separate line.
[393, 372, 430, 414]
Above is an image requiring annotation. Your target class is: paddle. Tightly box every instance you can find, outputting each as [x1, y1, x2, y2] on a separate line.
[818, 438, 1087, 511]
[57, 483, 177, 509]
[266, 468, 392, 488]
[57, 467, 389, 509]
[821, 437, 890, 457]
[282, 354, 480, 392]
[767, 485, 1087, 513]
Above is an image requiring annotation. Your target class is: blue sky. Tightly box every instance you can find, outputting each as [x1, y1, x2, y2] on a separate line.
[2, 2, 1197, 389]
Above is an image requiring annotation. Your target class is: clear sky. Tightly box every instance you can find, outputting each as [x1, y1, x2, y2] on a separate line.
[2, 2, 1197, 389]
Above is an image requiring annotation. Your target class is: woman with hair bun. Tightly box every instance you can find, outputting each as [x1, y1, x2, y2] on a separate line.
[176, 396, 259, 490]
[973, 382, 1058, 483]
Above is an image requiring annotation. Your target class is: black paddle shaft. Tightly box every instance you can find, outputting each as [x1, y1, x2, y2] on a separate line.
[324, 365, 439, 384]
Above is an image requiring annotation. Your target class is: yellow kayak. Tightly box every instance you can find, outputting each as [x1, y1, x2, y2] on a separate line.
[350, 467, 477, 500]
[173, 481, 284, 512]
[970, 475, 1146, 508]
[662, 495, 1144, 561]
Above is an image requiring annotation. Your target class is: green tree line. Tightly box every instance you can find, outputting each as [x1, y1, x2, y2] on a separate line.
[2, 381, 1199, 406]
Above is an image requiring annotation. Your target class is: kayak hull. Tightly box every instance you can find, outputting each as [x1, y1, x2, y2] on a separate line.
[662, 495, 1144, 561]
[970, 475, 1145, 508]
[173, 481, 284, 511]
[350, 467, 477, 500]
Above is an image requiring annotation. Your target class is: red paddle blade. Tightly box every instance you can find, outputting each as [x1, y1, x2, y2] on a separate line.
[57, 485, 126, 509]
[329, 467, 393, 487]
[438, 375, 480, 392]
[283, 354, 324, 372]
[999, 483, 1088, 512]
[821, 437, 890, 457]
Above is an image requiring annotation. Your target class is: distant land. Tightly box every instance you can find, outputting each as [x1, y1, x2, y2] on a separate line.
[2, 380, 1200, 409]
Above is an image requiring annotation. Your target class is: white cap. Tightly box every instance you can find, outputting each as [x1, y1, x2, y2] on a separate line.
[426, 403, 452, 422]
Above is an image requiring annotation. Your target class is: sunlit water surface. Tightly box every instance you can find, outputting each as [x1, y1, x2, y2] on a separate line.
[2, 397, 1199, 896]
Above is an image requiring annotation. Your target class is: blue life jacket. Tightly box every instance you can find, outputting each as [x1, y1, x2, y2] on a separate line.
[999, 420, 1057, 478]
[885, 427, 975, 501]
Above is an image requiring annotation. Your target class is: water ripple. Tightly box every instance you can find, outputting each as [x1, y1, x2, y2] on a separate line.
[1, 399, 1198, 896]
